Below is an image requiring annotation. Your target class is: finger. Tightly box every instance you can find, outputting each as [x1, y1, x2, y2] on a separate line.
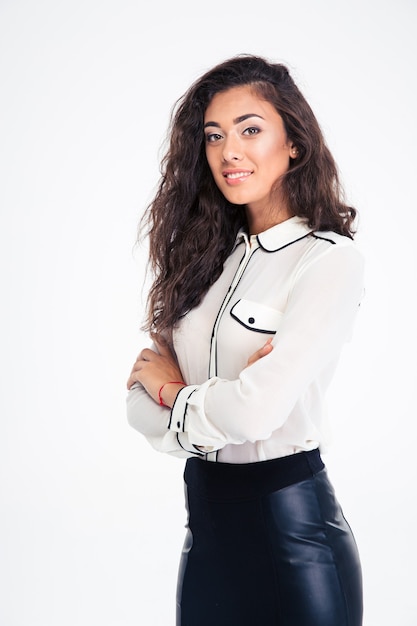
[261, 337, 273, 353]
[247, 339, 274, 366]
[127, 373, 139, 389]
[257, 343, 273, 359]
[139, 347, 158, 362]
[130, 359, 145, 374]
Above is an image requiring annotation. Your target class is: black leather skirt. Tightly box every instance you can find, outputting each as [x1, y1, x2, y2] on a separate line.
[176, 449, 363, 626]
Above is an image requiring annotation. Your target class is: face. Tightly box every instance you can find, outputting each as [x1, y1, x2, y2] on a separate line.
[204, 85, 295, 225]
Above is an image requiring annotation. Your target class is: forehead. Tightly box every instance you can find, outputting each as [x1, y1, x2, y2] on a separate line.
[204, 85, 278, 123]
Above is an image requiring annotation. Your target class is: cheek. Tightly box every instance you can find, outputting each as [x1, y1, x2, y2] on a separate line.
[263, 138, 288, 160]
[205, 151, 218, 177]
[264, 146, 291, 177]
[248, 139, 276, 166]
[206, 155, 225, 187]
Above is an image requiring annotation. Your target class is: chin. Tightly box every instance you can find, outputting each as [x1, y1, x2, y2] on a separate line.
[223, 190, 253, 205]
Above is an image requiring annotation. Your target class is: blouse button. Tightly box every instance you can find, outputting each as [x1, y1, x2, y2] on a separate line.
[248, 317, 255, 324]
[177, 421, 181, 429]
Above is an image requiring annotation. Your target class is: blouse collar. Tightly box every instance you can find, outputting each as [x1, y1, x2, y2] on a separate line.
[235, 216, 313, 252]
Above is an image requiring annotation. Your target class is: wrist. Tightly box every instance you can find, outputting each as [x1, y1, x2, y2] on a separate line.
[158, 381, 186, 408]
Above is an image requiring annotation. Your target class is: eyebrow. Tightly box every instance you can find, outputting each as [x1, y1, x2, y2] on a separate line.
[203, 113, 264, 129]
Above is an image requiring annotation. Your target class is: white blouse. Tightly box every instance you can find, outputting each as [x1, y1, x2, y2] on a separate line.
[127, 216, 365, 463]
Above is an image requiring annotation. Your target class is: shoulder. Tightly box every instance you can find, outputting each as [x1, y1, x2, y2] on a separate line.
[309, 229, 364, 260]
[311, 230, 357, 248]
[295, 230, 365, 283]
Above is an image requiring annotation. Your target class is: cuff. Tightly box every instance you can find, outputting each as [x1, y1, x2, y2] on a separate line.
[168, 385, 199, 432]
[176, 432, 205, 457]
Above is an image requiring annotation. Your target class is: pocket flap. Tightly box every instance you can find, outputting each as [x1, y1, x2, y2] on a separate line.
[230, 299, 283, 334]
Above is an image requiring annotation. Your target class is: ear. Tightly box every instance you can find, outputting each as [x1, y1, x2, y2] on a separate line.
[289, 143, 299, 158]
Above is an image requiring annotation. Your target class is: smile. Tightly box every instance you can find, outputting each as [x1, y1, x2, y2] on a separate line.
[223, 171, 252, 181]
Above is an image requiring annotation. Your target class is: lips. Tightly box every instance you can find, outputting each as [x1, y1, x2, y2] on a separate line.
[222, 170, 253, 182]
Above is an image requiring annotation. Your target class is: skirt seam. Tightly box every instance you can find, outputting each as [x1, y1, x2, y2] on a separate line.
[311, 473, 350, 626]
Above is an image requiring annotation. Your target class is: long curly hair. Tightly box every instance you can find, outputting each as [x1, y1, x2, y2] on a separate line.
[140, 54, 357, 333]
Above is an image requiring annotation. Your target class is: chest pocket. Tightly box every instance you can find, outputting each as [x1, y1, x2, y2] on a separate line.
[230, 299, 283, 334]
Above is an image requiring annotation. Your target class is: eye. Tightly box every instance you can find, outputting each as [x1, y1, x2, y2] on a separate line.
[205, 132, 223, 143]
[243, 126, 260, 136]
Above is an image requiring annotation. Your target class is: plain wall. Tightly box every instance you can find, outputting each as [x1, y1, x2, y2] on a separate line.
[1, 0, 416, 624]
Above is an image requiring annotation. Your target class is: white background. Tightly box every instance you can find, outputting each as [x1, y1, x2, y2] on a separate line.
[1, 0, 416, 624]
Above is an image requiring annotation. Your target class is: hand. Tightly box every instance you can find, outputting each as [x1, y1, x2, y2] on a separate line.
[246, 337, 274, 367]
[127, 334, 185, 407]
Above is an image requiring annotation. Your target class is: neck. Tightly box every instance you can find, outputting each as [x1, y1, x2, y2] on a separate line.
[246, 205, 293, 235]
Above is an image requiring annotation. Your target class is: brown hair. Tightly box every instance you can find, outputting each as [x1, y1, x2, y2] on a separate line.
[139, 54, 357, 333]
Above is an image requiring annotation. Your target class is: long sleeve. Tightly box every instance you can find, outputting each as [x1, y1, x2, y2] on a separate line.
[127, 217, 365, 463]
[127, 382, 204, 458]
[168, 241, 364, 453]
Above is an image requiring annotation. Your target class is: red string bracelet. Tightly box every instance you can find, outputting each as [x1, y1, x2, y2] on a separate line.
[158, 381, 186, 407]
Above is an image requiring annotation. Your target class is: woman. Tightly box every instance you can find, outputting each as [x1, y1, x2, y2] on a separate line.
[127, 54, 364, 626]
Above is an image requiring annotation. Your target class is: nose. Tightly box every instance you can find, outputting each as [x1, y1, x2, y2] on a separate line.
[222, 133, 243, 162]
